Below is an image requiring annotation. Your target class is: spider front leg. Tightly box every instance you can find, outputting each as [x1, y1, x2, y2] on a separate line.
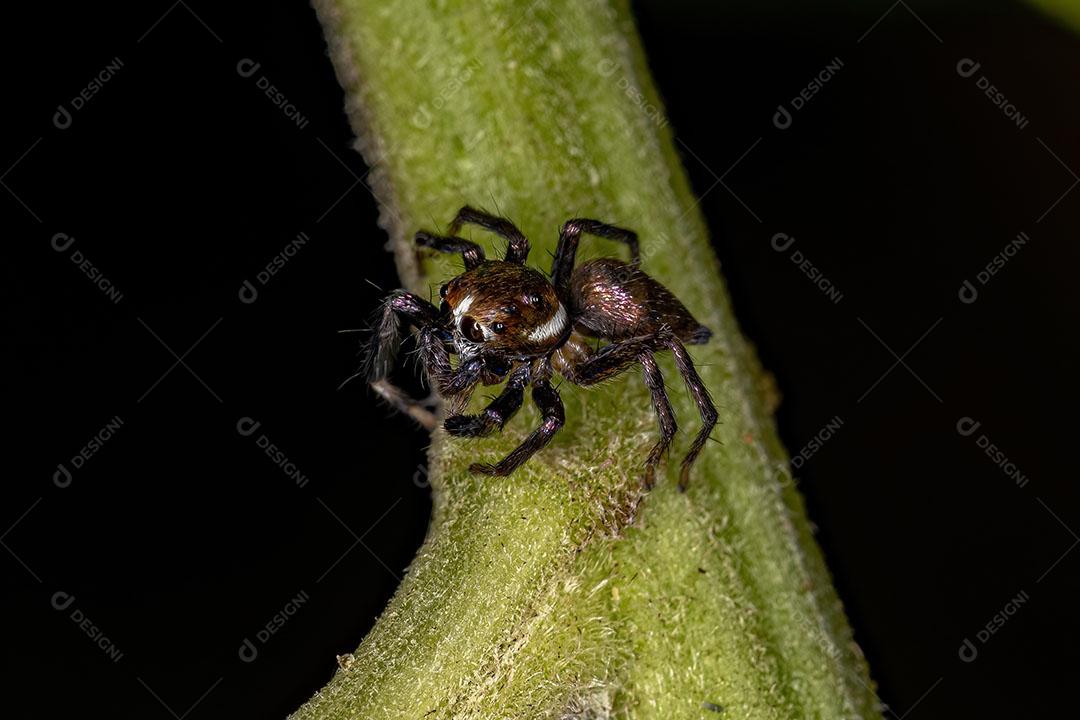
[447, 206, 530, 264]
[411, 324, 481, 398]
[551, 218, 641, 298]
[444, 365, 530, 438]
[369, 378, 439, 431]
[366, 290, 441, 384]
[365, 290, 482, 429]
[469, 380, 564, 476]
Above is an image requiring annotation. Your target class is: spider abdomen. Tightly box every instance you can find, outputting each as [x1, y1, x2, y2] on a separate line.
[569, 258, 711, 344]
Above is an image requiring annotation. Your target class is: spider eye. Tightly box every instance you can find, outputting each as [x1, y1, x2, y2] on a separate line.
[523, 293, 543, 307]
[492, 322, 506, 334]
[439, 284, 448, 298]
[459, 316, 484, 342]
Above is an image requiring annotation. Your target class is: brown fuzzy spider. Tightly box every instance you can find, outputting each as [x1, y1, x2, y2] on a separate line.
[367, 206, 717, 489]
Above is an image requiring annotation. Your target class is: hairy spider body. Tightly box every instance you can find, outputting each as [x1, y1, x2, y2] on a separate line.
[367, 206, 717, 489]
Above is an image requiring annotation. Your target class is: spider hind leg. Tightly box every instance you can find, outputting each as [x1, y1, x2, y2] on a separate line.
[554, 330, 716, 489]
[640, 352, 678, 489]
[666, 337, 718, 490]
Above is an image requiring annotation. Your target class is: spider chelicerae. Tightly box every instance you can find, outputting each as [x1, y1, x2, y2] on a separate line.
[366, 206, 717, 489]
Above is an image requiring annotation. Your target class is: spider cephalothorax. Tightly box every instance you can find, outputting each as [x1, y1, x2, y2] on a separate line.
[367, 206, 716, 489]
[442, 262, 567, 357]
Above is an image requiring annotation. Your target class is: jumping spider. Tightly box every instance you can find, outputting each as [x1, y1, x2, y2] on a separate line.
[367, 206, 717, 489]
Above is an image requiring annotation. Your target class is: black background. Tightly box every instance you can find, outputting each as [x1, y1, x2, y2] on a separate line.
[4, 1, 1077, 718]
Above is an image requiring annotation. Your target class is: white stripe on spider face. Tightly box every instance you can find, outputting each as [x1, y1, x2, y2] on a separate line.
[528, 303, 568, 343]
[452, 294, 474, 322]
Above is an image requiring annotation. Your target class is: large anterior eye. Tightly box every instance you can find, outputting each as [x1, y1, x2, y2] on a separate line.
[459, 316, 484, 342]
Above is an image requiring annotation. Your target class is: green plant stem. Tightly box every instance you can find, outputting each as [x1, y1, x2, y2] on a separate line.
[1027, 0, 1080, 32]
[293, 1, 881, 717]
